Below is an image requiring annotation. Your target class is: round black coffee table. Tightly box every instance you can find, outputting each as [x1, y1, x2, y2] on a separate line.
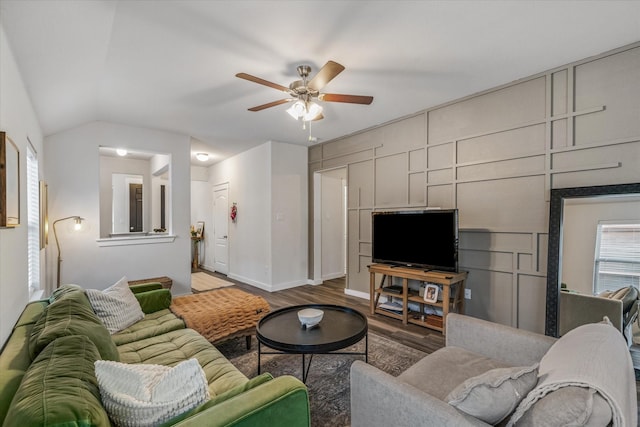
[256, 304, 368, 383]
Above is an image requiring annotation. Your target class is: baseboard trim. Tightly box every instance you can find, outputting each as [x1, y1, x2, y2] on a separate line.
[344, 288, 370, 300]
[322, 272, 346, 281]
[227, 273, 307, 292]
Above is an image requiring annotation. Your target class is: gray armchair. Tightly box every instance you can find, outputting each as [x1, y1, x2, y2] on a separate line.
[350, 313, 637, 426]
[559, 286, 639, 342]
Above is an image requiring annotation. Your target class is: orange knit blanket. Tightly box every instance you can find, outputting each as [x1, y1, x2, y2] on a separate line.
[170, 288, 270, 343]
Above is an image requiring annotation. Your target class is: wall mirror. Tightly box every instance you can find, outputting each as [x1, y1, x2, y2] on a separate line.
[0, 131, 20, 228]
[545, 182, 640, 337]
[99, 146, 171, 239]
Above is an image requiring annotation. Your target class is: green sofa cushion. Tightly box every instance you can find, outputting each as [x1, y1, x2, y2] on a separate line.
[112, 309, 185, 346]
[117, 328, 248, 397]
[134, 288, 173, 314]
[48, 283, 85, 304]
[29, 295, 120, 362]
[160, 373, 274, 426]
[13, 300, 47, 328]
[0, 302, 47, 426]
[3, 335, 111, 427]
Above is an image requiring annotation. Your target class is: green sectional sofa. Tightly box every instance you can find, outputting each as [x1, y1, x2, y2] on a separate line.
[0, 284, 310, 426]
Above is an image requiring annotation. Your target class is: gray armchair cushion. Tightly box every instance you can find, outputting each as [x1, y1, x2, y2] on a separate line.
[511, 386, 612, 426]
[446, 364, 538, 424]
[397, 346, 510, 401]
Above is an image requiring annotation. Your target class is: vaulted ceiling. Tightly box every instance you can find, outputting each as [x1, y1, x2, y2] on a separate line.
[1, 1, 639, 164]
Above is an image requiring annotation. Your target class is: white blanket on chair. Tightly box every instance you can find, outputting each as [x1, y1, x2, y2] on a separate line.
[508, 322, 637, 426]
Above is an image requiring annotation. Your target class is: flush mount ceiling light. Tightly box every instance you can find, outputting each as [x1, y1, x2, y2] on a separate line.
[236, 61, 373, 128]
[195, 153, 209, 162]
[116, 148, 127, 156]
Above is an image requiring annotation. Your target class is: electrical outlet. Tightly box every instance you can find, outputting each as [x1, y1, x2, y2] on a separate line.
[464, 289, 471, 300]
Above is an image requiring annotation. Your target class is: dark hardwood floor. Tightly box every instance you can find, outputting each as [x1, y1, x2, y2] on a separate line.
[194, 269, 445, 354]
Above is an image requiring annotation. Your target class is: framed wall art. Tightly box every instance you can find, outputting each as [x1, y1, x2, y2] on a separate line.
[0, 131, 20, 228]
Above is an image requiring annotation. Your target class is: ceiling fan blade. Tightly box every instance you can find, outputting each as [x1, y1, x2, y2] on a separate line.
[236, 73, 289, 92]
[312, 113, 324, 121]
[307, 61, 345, 91]
[248, 99, 291, 112]
[319, 93, 374, 105]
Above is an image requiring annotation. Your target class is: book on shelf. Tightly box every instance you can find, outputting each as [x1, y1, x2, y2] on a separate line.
[426, 314, 443, 328]
[378, 301, 403, 313]
[424, 306, 443, 316]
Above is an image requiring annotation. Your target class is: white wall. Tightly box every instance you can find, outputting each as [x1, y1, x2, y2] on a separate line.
[206, 141, 307, 291]
[321, 169, 346, 280]
[44, 121, 192, 295]
[270, 142, 308, 288]
[0, 24, 44, 345]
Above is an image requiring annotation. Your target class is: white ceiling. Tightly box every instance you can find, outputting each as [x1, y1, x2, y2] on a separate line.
[1, 1, 639, 165]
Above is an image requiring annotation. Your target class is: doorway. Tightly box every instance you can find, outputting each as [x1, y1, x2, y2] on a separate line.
[313, 168, 348, 286]
[129, 183, 143, 232]
[213, 183, 229, 275]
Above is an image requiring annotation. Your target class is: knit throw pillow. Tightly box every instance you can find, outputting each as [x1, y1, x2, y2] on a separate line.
[94, 359, 210, 427]
[86, 277, 145, 334]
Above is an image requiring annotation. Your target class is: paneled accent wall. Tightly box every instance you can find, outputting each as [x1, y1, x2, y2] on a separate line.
[309, 43, 640, 333]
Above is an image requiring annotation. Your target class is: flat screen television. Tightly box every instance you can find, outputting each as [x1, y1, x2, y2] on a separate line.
[371, 209, 459, 272]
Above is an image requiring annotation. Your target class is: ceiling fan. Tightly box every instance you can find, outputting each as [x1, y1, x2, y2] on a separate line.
[236, 61, 373, 122]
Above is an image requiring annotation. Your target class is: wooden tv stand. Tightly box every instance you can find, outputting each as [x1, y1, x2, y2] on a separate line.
[368, 264, 468, 335]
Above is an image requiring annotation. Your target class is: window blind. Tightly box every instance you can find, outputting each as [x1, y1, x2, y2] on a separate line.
[27, 145, 40, 294]
[594, 223, 640, 293]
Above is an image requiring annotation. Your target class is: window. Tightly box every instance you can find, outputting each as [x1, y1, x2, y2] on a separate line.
[594, 222, 640, 294]
[27, 144, 40, 294]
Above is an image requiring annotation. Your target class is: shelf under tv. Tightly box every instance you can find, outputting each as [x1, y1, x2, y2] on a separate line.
[368, 263, 468, 335]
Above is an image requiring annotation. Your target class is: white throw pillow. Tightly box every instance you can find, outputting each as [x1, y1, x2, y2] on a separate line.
[94, 359, 210, 427]
[446, 364, 539, 424]
[86, 276, 145, 334]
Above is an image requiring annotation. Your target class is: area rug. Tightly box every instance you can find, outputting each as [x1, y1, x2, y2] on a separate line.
[216, 332, 427, 427]
[191, 272, 234, 292]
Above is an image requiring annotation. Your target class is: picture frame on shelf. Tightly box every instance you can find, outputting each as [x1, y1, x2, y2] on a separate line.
[424, 284, 439, 303]
[195, 221, 204, 238]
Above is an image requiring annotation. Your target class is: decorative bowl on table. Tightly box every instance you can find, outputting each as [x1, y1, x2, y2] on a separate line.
[298, 308, 324, 329]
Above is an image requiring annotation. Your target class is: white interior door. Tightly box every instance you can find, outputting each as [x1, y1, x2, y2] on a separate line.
[213, 184, 229, 274]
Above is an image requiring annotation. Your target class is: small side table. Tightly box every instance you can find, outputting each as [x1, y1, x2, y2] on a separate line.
[128, 276, 173, 290]
[191, 237, 203, 269]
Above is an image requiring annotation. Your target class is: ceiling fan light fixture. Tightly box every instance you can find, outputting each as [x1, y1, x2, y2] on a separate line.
[287, 100, 322, 121]
[286, 100, 306, 119]
[195, 152, 209, 162]
[302, 102, 323, 121]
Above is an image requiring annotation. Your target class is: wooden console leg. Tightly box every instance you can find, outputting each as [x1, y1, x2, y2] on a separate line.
[246, 335, 252, 350]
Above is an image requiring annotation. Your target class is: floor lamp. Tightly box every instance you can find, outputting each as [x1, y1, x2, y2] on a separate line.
[53, 216, 84, 289]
